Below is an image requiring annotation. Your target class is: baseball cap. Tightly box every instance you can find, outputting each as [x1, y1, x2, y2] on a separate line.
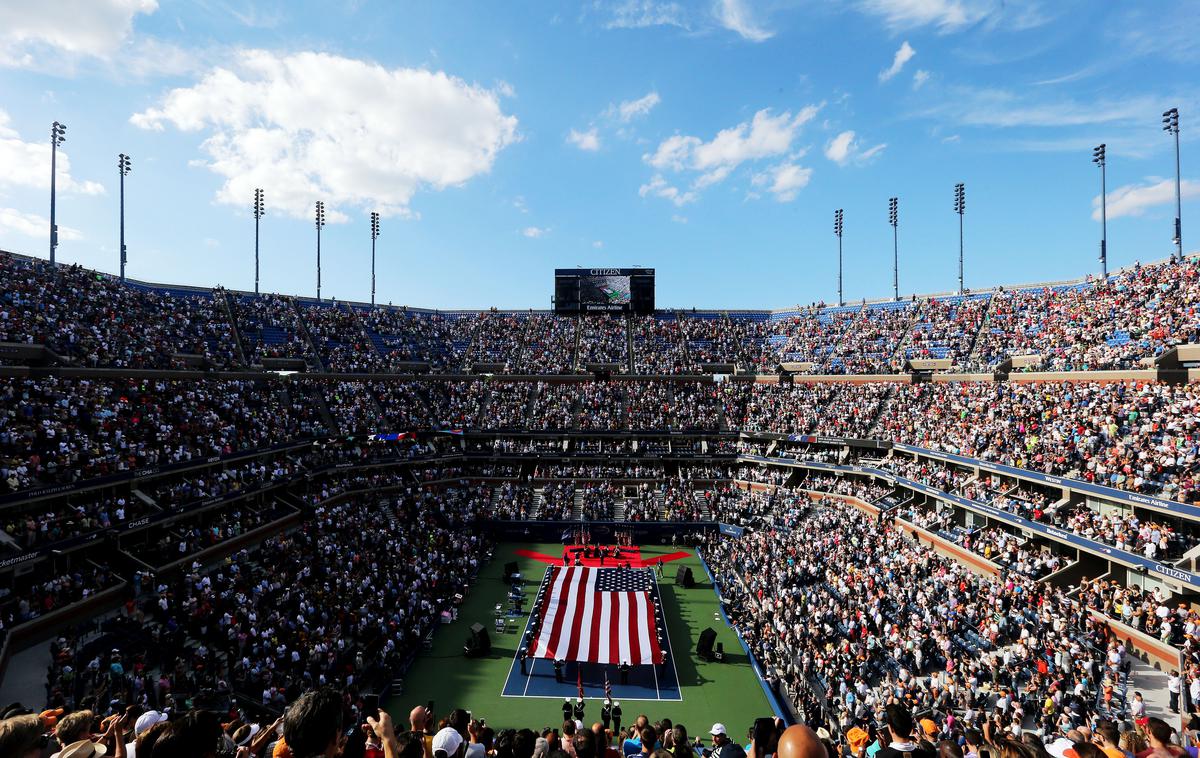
[135, 710, 169, 735]
[711, 724, 728, 736]
[433, 726, 465, 757]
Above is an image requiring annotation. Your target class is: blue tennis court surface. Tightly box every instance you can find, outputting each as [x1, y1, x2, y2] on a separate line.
[500, 565, 682, 701]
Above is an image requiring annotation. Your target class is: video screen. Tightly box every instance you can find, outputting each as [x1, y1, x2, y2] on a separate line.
[554, 268, 654, 313]
[579, 274, 631, 308]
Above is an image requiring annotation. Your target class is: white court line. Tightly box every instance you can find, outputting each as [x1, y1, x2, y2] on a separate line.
[495, 563, 551, 699]
[497, 559, 687, 702]
[651, 566, 682, 702]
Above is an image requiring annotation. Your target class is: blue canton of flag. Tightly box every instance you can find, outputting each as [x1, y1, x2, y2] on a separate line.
[594, 569, 652, 593]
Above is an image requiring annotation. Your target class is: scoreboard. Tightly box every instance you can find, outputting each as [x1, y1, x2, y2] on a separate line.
[554, 268, 655, 313]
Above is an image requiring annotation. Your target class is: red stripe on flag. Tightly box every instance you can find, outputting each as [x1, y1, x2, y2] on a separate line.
[608, 589, 622, 665]
[530, 567, 663, 665]
[539, 566, 575, 660]
[564, 568, 591, 660]
[626, 592, 643, 666]
[586, 585, 606, 663]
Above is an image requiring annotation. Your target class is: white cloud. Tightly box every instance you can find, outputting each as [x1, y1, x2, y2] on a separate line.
[0, 207, 83, 241]
[857, 0, 1047, 33]
[600, 0, 775, 41]
[567, 128, 601, 151]
[824, 131, 856, 164]
[0, 110, 105, 195]
[671, 214, 688, 224]
[859, 0, 976, 31]
[1093, 178, 1200, 221]
[858, 143, 888, 161]
[879, 41, 916, 82]
[918, 88, 1168, 156]
[226, 3, 285, 29]
[602, 0, 688, 30]
[641, 105, 820, 203]
[645, 134, 701, 171]
[649, 107, 817, 172]
[0, 0, 157, 67]
[570, 91, 658, 157]
[131, 50, 518, 220]
[614, 91, 661, 122]
[522, 226, 550, 238]
[752, 162, 813, 202]
[639, 174, 697, 207]
[593, 240, 604, 248]
[714, 0, 774, 41]
[824, 130, 886, 165]
[912, 69, 930, 89]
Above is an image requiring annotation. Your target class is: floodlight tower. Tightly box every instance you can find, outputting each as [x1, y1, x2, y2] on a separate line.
[253, 188, 265, 294]
[1163, 108, 1182, 262]
[370, 211, 380, 306]
[954, 183, 965, 295]
[1093, 144, 1107, 278]
[888, 197, 899, 300]
[315, 201, 326, 300]
[49, 121, 67, 266]
[118, 153, 132, 282]
[834, 209, 844, 307]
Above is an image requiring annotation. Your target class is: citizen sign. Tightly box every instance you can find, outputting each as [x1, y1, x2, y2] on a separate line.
[1152, 564, 1191, 582]
[590, 269, 622, 275]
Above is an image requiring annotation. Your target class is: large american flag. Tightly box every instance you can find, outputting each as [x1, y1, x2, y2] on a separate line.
[529, 567, 663, 665]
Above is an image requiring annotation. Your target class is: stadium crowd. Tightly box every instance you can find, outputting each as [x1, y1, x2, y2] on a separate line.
[703, 490, 1138, 737]
[6, 253, 1200, 377]
[7, 251, 1200, 758]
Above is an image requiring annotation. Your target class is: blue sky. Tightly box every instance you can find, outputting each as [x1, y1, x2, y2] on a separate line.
[0, 0, 1198, 309]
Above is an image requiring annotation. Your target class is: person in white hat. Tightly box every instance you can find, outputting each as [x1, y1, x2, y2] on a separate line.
[56, 739, 108, 758]
[710, 724, 746, 758]
[433, 725, 466, 758]
[125, 710, 168, 758]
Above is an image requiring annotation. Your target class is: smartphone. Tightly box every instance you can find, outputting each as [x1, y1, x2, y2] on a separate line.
[364, 694, 380, 715]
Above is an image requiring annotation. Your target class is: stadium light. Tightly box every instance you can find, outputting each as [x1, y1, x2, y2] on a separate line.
[253, 189, 265, 295]
[888, 197, 899, 301]
[118, 153, 132, 282]
[1093, 144, 1107, 278]
[370, 211, 381, 307]
[954, 183, 965, 295]
[315, 201, 326, 300]
[1163, 108, 1182, 262]
[49, 121, 67, 267]
[834, 209, 844, 307]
